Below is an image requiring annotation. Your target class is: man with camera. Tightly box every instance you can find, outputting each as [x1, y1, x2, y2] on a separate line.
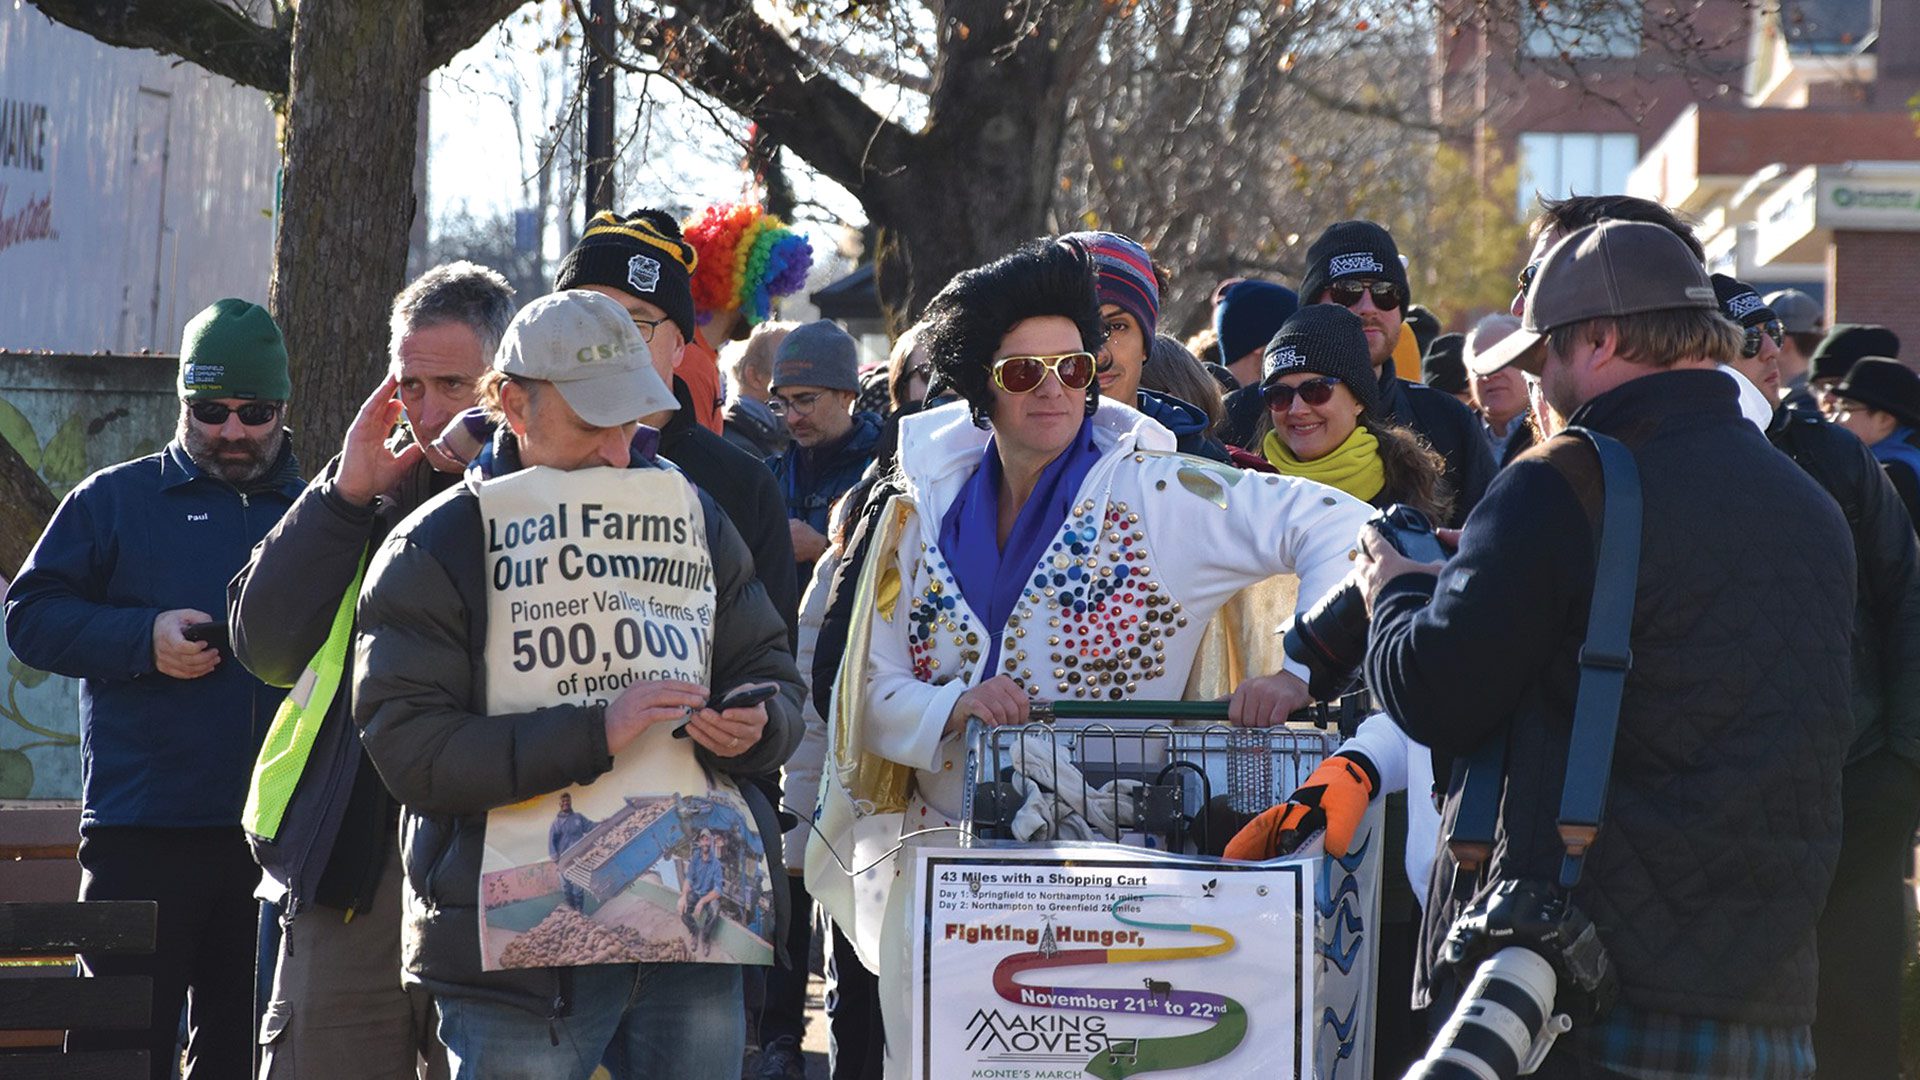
[1359, 221, 1857, 1077]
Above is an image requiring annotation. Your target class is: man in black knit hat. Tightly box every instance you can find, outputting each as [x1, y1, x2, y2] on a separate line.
[1298, 220, 1494, 526]
[1808, 324, 1901, 417]
[556, 210, 799, 641]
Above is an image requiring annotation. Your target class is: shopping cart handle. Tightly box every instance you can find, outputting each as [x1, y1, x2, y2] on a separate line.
[1032, 693, 1372, 732]
[1036, 700, 1230, 723]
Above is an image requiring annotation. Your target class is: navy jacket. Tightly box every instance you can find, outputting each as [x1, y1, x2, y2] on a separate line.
[768, 411, 884, 575]
[6, 440, 305, 829]
[1135, 388, 1229, 462]
[1366, 371, 1854, 1025]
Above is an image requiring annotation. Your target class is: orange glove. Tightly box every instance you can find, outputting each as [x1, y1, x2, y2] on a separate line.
[1224, 753, 1377, 860]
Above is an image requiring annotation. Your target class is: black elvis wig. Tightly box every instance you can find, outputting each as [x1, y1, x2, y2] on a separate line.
[918, 237, 1108, 427]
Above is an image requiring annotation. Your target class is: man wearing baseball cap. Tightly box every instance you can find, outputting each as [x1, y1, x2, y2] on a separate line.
[1298, 220, 1494, 525]
[352, 289, 802, 1077]
[1364, 221, 1856, 1077]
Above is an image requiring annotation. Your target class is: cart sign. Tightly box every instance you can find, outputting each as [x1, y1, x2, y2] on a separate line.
[913, 842, 1371, 1080]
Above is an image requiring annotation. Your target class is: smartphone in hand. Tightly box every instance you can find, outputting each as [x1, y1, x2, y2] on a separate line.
[672, 683, 779, 739]
[181, 621, 230, 652]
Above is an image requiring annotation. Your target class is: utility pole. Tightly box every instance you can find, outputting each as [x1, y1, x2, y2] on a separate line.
[583, 0, 616, 228]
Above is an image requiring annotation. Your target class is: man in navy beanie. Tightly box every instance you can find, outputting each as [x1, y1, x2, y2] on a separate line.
[1213, 280, 1298, 448]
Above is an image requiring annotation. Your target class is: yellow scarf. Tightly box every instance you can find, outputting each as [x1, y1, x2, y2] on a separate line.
[1261, 425, 1385, 504]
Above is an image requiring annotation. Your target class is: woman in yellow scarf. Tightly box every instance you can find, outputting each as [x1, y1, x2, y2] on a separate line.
[1229, 304, 1451, 523]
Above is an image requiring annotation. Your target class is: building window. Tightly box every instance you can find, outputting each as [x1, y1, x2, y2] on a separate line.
[1521, 0, 1642, 59]
[1516, 132, 1640, 216]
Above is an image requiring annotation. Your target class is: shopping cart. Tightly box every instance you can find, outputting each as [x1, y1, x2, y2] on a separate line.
[959, 695, 1368, 856]
[925, 695, 1385, 1078]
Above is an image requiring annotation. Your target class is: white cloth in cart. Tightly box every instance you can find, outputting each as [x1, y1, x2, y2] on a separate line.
[1005, 733, 1143, 842]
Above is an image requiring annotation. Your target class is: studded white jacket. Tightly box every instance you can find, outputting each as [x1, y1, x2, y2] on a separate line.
[864, 398, 1375, 827]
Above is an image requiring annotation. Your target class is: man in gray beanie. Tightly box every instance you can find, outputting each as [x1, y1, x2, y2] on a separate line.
[766, 320, 882, 574]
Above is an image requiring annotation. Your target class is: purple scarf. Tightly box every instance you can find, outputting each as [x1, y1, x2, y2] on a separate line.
[938, 417, 1104, 676]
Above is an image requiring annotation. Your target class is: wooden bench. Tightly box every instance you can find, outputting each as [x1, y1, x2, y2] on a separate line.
[0, 806, 156, 1079]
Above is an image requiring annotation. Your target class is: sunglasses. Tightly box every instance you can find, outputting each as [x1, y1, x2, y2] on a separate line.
[189, 401, 281, 427]
[1516, 261, 1541, 294]
[991, 352, 1096, 394]
[1324, 280, 1405, 311]
[1741, 319, 1785, 359]
[1261, 377, 1342, 409]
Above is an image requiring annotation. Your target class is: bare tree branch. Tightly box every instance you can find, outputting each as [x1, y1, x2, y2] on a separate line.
[24, 0, 530, 95]
[422, 0, 536, 74]
[790, 34, 932, 95]
[25, 0, 290, 92]
[619, 2, 916, 200]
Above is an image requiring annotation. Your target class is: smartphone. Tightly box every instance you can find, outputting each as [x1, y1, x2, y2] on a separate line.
[672, 683, 779, 739]
[182, 621, 229, 651]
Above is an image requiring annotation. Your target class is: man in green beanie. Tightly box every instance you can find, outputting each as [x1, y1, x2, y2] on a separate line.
[177, 296, 295, 484]
[6, 297, 305, 1079]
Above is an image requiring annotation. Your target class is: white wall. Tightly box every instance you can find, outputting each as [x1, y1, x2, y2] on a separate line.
[0, 9, 278, 353]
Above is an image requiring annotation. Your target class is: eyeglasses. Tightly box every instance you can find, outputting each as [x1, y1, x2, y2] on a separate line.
[1742, 319, 1785, 359]
[188, 401, 281, 427]
[990, 352, 1097, 394]
[768, 391, 826, 418]
[629, 315, 670, 344]
[1516, 261, 1541, 294]
[1324, 280, 1405, 311]
[1261, 377, 1342, 409]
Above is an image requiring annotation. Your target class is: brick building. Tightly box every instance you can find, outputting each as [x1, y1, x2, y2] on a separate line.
[1430, 0, 1748, 215]
[1437, 0, 1920, 351]
[1629, 2, 1920, 349]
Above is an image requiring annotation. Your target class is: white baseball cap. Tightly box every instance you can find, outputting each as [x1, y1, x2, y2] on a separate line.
[495, 290, 677, 426]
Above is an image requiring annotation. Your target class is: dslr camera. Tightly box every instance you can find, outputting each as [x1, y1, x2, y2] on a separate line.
[1283, 503, 1448, 700]
[1404, 880, 1616, 1079]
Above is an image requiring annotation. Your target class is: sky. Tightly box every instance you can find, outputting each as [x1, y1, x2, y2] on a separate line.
[426, 5, 872, 267]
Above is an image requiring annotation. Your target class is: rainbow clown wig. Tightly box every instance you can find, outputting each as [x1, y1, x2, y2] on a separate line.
[683, 202, 814, 325]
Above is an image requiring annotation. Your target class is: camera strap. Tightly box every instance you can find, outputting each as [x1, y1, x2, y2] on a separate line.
[1443, 426, 1642, 893]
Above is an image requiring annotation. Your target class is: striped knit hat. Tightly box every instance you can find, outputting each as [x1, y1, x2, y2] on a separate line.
[1061, 231, 1160, 340]
[554, 209, 699, 342]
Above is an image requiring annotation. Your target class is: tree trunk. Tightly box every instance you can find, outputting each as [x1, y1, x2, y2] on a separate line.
[269, 0, 426, 475]
[863, 1, 1079, 329]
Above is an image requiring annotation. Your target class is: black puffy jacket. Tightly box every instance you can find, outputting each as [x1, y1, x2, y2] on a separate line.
[353, 432, 804, 1015]
[1769, 407, 1920, 767]
[1367, 371, 1855, 1026]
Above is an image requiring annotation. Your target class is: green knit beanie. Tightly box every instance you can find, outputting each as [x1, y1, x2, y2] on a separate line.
[178, 299, 292, 401]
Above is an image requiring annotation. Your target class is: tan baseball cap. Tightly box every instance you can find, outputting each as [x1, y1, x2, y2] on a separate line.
[1471, 221, 1719, 376]
[495, 290, 678, 426]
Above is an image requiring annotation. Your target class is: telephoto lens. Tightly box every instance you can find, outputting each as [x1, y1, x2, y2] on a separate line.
[1402, 947, 1570, 1079]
